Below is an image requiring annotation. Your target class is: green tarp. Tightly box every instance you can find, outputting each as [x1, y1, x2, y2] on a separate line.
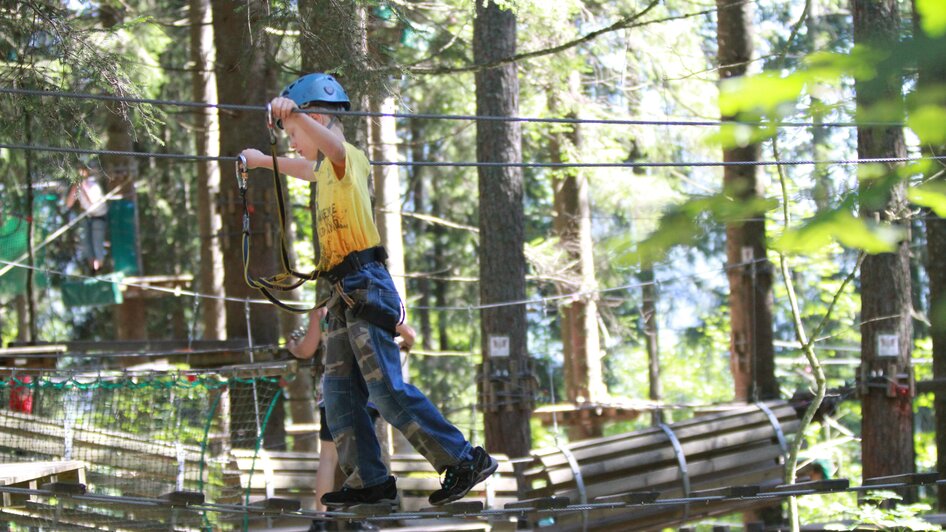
[108, 199, 140, 275]
[61, 273, 124, 307]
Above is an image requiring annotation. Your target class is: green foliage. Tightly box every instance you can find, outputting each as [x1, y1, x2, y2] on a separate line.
[916, 0, 946, 38]
[820, 492, 937, 531]
[774, 203, 905, 254]
[909, 181, 946, 218]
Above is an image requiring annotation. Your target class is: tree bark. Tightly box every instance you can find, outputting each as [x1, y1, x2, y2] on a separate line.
[100, 5, 147, 341]
[852, 0, 915, 497]
[716, 0, 777, 402]
[641, 265, 663, 425]
[211, 0, 285, 449]
[548, 79, 604, 440]
[189, 0, 226, 340]
[474, 0, 531, 458]
[370, 96, 407, 302]
[914, 0, 946, 511]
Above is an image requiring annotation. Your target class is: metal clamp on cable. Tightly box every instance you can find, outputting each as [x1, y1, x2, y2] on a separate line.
[235, 154, 248, 191]
[755, 401, 788, 456]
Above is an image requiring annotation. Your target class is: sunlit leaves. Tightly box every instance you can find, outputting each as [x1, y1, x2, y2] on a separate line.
[609, 192, 777, 267]
[916, 0, 946, 38]
[774, 207, 905, 255]
[909, 181, 946, 218]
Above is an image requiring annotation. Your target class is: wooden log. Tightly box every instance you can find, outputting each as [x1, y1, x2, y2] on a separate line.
[529, 402, 795, 464]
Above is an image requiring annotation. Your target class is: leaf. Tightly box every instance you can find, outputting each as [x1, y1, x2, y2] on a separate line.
[917, 0, 946, 38]
[908, 182, 946, 217]
[908, 105, 946, 145]
[774, 210, 905, 254]
[719, 73, 806, 116]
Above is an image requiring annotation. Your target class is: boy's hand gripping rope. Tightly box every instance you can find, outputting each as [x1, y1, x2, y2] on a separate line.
[237, 105, 320, 314]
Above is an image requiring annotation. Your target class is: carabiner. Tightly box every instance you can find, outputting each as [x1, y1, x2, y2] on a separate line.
[235, 154, 248, 191]
[266, 102, 277, 145]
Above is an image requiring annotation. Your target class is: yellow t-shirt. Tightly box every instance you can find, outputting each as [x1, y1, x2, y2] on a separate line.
[314, 142, 380, 270]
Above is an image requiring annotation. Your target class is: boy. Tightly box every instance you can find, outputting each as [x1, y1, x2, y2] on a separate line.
[240, 73, 497, 508]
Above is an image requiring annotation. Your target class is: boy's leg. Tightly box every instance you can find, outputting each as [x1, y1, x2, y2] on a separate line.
[344, 264, 473, 471]
[80, 219, 95, 270]
[322, 307, 390, 490]
[90, 217, 107, 270]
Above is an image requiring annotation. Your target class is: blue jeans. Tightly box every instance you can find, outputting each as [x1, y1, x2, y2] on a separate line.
[82, 216, 107, 263]
[322, 261, 473, 489]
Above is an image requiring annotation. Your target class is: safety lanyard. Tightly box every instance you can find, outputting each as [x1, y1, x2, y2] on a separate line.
[236, 104, 320, 313]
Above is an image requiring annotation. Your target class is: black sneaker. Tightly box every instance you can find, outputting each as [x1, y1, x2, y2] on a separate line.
[321, 476, 398, 508]
[428, 446, 498, 506]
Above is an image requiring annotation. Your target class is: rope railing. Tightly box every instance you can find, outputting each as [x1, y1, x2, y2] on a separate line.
[0, 86, 903, 128]
[3, 141, 942, 169]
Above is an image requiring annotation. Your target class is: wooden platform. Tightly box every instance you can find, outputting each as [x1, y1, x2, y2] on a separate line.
[0, 460, 86, 507]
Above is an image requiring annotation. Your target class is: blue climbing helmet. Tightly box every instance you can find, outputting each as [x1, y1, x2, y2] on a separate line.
[281, 73, 351, 112]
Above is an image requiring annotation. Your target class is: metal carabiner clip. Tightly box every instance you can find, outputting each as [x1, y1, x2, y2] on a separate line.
[266, 102, 278, 145]
[235, 154, 248, 191]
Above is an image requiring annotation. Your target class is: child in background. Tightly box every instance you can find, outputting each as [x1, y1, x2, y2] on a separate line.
[64, 162, 108, 274]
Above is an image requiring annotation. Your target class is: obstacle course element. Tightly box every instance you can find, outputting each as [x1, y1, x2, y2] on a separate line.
[0, 368, 284, 530]
[1, 472, 942, 531]
[523, 400, 798, 530]
[0, 364, 830, 531]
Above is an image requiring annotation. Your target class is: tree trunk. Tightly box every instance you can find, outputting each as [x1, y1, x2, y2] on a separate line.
[189, 0, 226, 340]
[807, 0, 834, 213]
[370, 96, 408, 302]
[852, 0, 915, 498]
[716, 0, 777, 402]
[474, 0, 531, 459]
[641, 265, 663, 425]
[548, 80, 604, 440]
[100, 5, 146, 341]
[211, 0, 285, 449]
[914, 0, 946, 511]
[409, 119, 432, 350]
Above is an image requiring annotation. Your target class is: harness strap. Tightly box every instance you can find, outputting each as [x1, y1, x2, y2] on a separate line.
[237, 109, 321, 314]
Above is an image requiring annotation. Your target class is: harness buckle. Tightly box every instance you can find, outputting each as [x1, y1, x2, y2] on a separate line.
[235, 154, 248, 191]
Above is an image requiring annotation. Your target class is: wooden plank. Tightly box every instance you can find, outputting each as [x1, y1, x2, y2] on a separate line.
[540, 424, 795, 487]
[535, 444, 783, 501]
[0, 461, 85, 486]
[529, 402, 795, 460]
[531, 404, 796, 468]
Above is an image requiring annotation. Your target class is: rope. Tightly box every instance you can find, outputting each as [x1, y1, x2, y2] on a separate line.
[0, 86, 903, 128]
[0, 255, 767, 314]
[237, 130, 318, 314]
[4, 142, 945, 169]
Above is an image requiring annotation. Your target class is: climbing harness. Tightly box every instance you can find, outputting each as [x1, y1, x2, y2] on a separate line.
[237, 104, 320, 313]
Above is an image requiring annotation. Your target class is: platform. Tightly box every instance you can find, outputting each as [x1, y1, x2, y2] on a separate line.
[0, 460, 86, 507]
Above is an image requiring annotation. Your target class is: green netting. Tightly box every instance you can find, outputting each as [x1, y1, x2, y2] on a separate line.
[0, 214, 48, 297]
[107, 199, 139, 275]
[0, 372, 284, 531]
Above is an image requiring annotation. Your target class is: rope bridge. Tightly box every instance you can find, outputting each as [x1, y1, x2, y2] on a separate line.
[0, 370, 936, 531]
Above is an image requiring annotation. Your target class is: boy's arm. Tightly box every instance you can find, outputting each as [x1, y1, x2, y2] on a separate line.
[65, 185, 77, 209]
[287, 307, 327, 359]
[270, 97, 347, 179]
[240, 148, 317, 181]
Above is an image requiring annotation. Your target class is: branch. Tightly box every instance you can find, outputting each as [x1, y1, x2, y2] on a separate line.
[395, 0, 664, 76]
